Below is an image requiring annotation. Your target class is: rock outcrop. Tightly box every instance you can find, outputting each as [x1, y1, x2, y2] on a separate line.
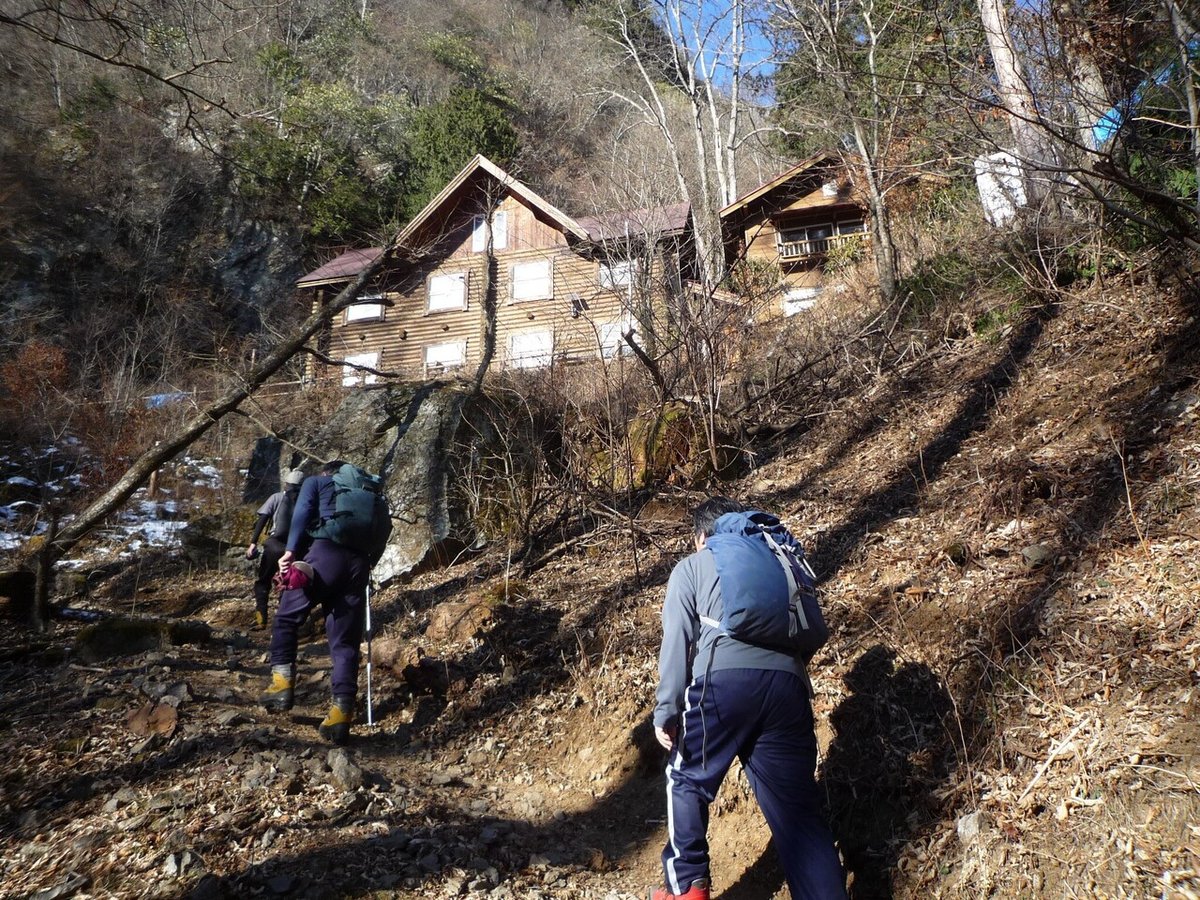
[304, 382, 474, 583]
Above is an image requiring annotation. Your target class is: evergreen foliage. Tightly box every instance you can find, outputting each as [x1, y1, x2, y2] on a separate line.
[404, 87, 521, 217]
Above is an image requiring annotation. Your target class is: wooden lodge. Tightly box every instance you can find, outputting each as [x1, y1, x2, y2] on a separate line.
[297, 152, 867, 385]
[719, 152, 868, 316]
[298, 155, 695, 385]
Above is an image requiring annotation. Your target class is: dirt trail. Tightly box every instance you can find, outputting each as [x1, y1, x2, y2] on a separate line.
[1, 277, 1198, 899]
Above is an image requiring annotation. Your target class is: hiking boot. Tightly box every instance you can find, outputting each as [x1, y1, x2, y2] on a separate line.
[318, 697, 354, 745]
[253, 610, 268, 630]
[650, 879, 710, 900]
[259, 666, 295, 712]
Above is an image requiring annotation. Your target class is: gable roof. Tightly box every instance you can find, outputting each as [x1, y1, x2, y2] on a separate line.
[576, 202, 691, 243]
[719, 152, 841, 219]
[398, 154, 590, 250]
[295, 156, 690, 287]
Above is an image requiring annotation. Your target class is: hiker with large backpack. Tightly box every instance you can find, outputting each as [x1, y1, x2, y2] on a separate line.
[259, 459, 392, 744]
[650, 496, 846, 900]
[244, 469, 305, 630]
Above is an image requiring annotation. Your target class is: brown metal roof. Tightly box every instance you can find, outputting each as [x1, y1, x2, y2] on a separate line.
[297, 247, 385, 287]
[576, 202, 691, 243]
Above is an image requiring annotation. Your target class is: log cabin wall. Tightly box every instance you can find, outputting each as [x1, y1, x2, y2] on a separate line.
[319, 192, 674, 382]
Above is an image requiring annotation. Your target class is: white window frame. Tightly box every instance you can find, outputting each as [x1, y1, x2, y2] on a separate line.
[428, 271, 467, 312]
[342, 351, 380, 386]
[783, 286, 822, 316]
[424, 341, 466, 377]
[508, 330, 553, 369]
[511, 258, 553, 302]
[598, 320, 634, 358]
[344, 294, 385, 323]
[472, 211, 508, 253]
[599, 258, 636, 291]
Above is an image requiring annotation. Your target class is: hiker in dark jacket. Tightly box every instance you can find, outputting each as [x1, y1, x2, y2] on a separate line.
[245, 469, 305, 629]
[650, 496, 846, 900]
[259, 460, 369, 744]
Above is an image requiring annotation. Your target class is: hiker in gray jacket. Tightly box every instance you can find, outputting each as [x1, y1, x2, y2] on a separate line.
[245, 469, 304, 629]
[650, 495, 845, 900]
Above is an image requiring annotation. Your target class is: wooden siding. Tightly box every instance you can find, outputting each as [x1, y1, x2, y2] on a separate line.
[317, 192, 679, 381]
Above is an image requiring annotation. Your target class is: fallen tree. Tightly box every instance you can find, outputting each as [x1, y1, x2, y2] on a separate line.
[26, 242, 402, 631]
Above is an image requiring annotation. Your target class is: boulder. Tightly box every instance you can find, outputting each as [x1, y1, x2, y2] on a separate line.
[242, 436, 282, 505]
[180, 507, 258, 568]
[425, 595, 495, 643]
[304, 383, 473, 582]
[74, 616, 212, 663]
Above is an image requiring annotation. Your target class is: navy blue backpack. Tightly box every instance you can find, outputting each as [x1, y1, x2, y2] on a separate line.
[702, 510, 828, 659]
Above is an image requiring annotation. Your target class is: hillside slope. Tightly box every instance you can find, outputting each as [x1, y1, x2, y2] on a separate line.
[0, 272, 1197, 899]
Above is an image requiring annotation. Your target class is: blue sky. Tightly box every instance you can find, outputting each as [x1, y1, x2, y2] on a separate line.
[659, 1, 777, 92]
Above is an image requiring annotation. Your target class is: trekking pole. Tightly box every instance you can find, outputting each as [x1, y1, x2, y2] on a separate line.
[364, 578, 375, 728]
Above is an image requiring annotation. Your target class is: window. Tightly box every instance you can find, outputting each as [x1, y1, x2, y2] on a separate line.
[428, 272, 467, 312]
[509, 330, 553, 369]
[424, 341, 465, 376]
[777, 219, 865, 259]
[511, 259, 552, 301]
[783, 287, 822, 316]
[599, 258, 636, 291]
[779, 223, 833, 246]
[472, 211, 508, 252]
[598, 321, 634, 358]
[342, 351, 379, 386]
[345, 294, 385, 323]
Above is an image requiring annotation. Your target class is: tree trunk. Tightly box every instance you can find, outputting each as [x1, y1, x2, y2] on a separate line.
[1167, 0, 1200, 228]
[848, 122, 900, 302]
[977, 0, 1052, 206]
[1052, 0, 1112, 150]
[472, 209, 500, 394]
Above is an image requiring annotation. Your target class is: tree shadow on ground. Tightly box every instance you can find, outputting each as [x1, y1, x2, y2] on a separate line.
[723, 282, 1200, 897]
[719, 306, 1053, 898]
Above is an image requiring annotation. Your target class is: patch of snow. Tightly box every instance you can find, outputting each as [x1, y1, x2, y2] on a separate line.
[5, 476, 37, 487]
[0, 533, 23, 551]
[124, 519, 188, 547]
[0, 501, 36, 520]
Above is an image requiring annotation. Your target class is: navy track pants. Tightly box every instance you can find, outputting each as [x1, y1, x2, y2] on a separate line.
[662, 668, 846, 899]
[269, 538, 369, 700]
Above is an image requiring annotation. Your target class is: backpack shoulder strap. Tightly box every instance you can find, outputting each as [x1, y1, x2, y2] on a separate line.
[761, 530, 807, 631]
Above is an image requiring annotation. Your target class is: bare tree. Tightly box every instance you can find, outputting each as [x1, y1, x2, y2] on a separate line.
[598, 0, 759, 283]
[976, 0, 1057, 207]
[0, 0, 245, 139]
[967, 0, 1200, 246]
[769, 0, 937, 301]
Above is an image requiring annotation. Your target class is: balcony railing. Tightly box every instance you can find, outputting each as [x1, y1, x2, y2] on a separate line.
[778, 231, 866, 260]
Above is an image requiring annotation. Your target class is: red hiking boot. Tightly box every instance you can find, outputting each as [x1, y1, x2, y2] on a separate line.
[650, 879, 710, 900]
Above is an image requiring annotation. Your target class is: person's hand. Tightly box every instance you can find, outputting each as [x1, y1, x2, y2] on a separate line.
[245, 543, 258, 560]
[655, 723, 677, 752]
[278, 550, 294, 573]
